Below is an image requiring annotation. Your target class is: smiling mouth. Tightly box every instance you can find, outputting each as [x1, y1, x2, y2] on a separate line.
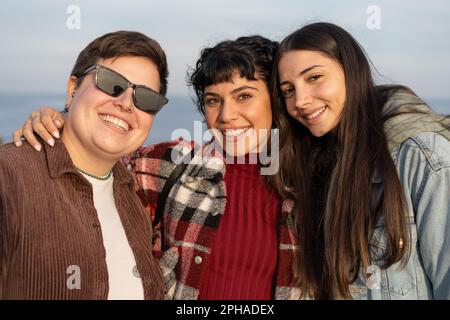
[304, 106, 327, 121]
[99, 114, 131, 132]
[221, 127, 251, 137]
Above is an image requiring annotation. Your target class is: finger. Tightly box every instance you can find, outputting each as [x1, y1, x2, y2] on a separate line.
[54, 113, 65, 129]
[32, 116, 55, 147]
[12, 128, 23, 147]
[41, 113, 60, 139]
[22, 118, 42, 151]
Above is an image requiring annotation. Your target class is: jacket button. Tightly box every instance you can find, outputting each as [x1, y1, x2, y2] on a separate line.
[194, 256, 202, 264]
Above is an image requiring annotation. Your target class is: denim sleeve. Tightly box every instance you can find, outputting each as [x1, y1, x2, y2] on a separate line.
[416, 166, 450, 299]
[399, 133, 450, 299]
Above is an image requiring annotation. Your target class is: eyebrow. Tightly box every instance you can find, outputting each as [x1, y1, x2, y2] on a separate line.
[279, 65, 325, 86]
[203, 85, 259, 98]
[203, 92, 220, 99]
[230, 85, 258, 94]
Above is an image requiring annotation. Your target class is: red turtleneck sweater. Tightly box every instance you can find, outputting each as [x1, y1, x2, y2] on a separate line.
[198, 156, 281, 300]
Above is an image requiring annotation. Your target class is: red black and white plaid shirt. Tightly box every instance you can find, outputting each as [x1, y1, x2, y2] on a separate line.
[122, 139, 300, 300]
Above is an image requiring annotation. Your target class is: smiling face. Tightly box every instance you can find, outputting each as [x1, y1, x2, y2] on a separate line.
[278, 50, 346, 137]
[62, 56, 160, 172]
[203, 72, 273, 157]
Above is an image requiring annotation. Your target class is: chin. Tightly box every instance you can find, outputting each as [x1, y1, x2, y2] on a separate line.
[309, 127, 329, 137]
[311, 131, 326, 137]
[100, 147, 129, 159]
[93, 140, 131, 158]
[226, 139, 261, 157]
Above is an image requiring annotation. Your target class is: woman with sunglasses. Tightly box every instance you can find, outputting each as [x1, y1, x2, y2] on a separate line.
[271, 22, 450, 299]
[1, 31, 166, 300]
[12, 36, 299, 300]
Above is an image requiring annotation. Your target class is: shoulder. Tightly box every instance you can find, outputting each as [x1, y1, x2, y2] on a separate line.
[397, 132, 450, 173]
[0, 142, 26, 163]
[121, 139, 198, 180]
[394, 132, 450, 208]
[123, 139, 196, 164]
[0, 142, 43, 172]
[0, 142, 45, 197]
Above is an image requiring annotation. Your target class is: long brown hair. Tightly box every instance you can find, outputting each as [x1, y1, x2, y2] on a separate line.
[270, 22, 409, 299]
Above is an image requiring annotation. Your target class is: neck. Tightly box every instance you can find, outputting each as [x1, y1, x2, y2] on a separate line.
[61, 131, 116, 177]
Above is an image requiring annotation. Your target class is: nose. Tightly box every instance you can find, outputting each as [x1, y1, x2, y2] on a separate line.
[295, 86, 313, 110]
[113, 87, 134, 113]
[218, 99, 239, 123]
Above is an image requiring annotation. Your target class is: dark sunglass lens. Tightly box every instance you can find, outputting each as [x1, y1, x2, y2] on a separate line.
[97, 67, 128, 97]
[134, 87, 167, 113]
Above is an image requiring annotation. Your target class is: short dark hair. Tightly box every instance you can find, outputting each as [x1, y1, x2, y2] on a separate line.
[189, 35, 278, 114]
[71, 31, 168, 95]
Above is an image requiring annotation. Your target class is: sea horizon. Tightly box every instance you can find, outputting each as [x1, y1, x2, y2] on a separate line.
[1, 93, 449, 145]
[0, 93, 206, 145]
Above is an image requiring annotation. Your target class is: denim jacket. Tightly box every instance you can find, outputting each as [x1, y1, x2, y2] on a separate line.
[349, 87, 450, 300]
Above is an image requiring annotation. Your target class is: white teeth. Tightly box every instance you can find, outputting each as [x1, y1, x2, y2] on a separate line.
[100, 114, 130, 132]
[305, 107, 327, 120]
[222, 128, 250, 137]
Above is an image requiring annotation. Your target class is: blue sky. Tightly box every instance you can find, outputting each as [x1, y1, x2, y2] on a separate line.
[1, 0, 450, 101]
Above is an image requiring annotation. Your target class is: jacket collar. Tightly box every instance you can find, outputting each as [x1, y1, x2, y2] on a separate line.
[380, 85, 450, 153]
[45, 139, 134, 186]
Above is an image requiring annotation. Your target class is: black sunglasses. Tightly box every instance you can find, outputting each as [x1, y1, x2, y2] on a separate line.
[78, 64, 168, 114]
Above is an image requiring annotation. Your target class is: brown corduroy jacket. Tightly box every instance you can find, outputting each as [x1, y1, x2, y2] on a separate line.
[0, 140, 163, 299]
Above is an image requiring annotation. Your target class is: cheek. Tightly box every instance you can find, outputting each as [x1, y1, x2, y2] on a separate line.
[246, 98, 272, 129]
[286, 99, 297, 118]
[204, 109, 218, 129]
[328, 85, 346, 120]
[261, 106, 273, 129]
[260, 98, 273, 127]
[137, 112, 154, 131]
[337, 84, 346, 113]
[68, 99, 92, 122]
[317, 82, 343, 109]
[323, 73, 346, 106]
[70, 89, 109, 115]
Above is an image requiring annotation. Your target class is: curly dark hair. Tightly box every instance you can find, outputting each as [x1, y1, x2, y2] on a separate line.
[189, 35, 278, 114]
